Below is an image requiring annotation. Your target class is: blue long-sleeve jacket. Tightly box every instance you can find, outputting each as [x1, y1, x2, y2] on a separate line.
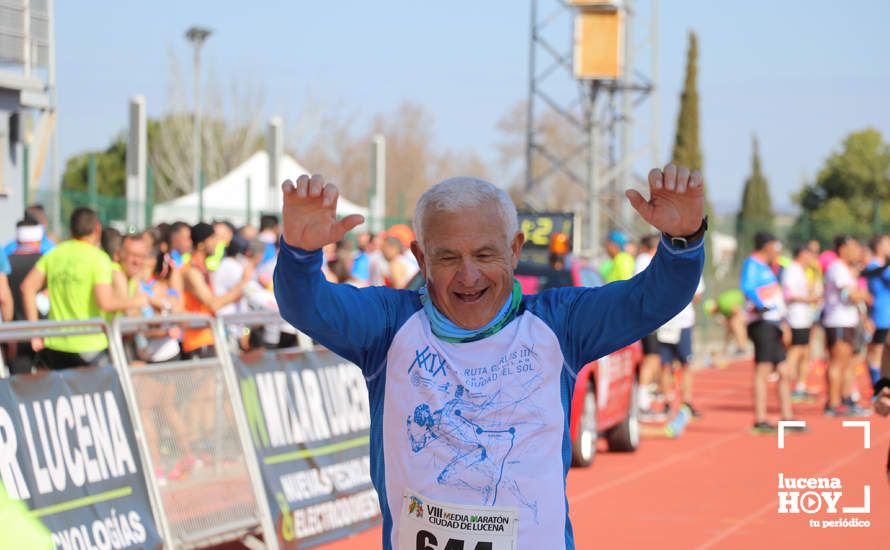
[273, 234, 704, 550]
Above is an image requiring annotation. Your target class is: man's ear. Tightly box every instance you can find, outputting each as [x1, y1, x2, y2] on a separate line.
[410, 240, 426, 278]
[511, 232, 525, 269]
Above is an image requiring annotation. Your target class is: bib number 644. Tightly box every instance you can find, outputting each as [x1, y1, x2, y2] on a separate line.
[417, 530, 493, 550]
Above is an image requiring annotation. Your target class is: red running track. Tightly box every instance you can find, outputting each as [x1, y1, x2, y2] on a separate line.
[316, 359, 889, 549]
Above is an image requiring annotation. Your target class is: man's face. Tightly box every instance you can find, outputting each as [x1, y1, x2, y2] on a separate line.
[121, 239, 147, 279]
[807, 240, 821, 255]
[763, 240, 781, 263]
[197, 234, 219, 257]
[841, 240, 861, 264]
[214, 223, 233, 245]
[797, 250, 813, 266]
[605, 241, 620, 258]
[411, 204, 524, 330]
[381, 241, 400, 262]
[172, 227, 193, 254]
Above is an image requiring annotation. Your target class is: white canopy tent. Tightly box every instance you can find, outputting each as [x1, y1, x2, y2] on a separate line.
[152, 151, 368, 227]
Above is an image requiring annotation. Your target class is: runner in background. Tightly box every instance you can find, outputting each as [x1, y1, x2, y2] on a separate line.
[2, 204, 55, 256]
[705, 288, 747, 359]
[740, 232, 801, 433]
[180, 222, 253, 360]
[602, 231, 634, 283]
[101, 226, 129, 304]
[656, 277, 705, 418]
[822, 235, 870, 417]
[635, 234, 661, 416]
[258, 214, 281, 264]
[166, 221, 193, 268]
[782, 244, 820, 401]
[205, 219, 236, 271]
[863, 234, 890, 387]
[381, 235, 419, 289]
[20, 207, 147, 369]
[4, 219, 47, 374]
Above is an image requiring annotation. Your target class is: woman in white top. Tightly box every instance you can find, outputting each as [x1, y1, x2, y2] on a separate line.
[822, 236, 869, 416]
[781, 245, 821, 400]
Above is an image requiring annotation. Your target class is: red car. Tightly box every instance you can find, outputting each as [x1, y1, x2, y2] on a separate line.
[516, 262, 642, 467]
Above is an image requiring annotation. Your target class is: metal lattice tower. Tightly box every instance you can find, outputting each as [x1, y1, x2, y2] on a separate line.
[525, 0, 659, 254]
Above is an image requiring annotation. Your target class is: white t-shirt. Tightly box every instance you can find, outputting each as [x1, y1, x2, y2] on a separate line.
[659, 277, 704, 339]
[782, 261, 813, 329]
[212, 256, 246, 317]
[822, 261, 858, 328]
[676, 277, 705, 329]
[634, 252, 653, 276]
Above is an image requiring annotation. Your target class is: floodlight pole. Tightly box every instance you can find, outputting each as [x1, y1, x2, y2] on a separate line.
[186, 26, 212, 222]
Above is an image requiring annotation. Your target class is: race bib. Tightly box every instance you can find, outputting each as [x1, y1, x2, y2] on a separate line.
[399, 488, 519, 550]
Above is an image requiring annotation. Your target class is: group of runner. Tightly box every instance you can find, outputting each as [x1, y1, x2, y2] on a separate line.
[739, 232, 883, 430]
[605, 228, 887, 434]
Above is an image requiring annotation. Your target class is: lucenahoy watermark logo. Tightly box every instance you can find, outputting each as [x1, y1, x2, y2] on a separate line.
[776, 421, 871, 529]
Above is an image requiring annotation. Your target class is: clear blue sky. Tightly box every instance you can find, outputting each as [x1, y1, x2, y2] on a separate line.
[56, 0, 890, 213]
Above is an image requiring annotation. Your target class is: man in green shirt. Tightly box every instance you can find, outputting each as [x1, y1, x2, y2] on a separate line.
[21, 207, 146, 369]
[603, 230, 635, 283]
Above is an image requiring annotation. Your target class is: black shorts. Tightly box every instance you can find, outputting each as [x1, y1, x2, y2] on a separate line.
[659, 328, 694, 367]
[790, 328, 811, 347]
[825, 326, 856, 349]
[747, 321, 786, 366]
[38, 348, 109, 370]
[873, 328, 889, 346]
[642, 332, 659, 355]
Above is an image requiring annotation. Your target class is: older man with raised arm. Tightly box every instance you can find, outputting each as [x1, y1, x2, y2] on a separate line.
[274, 165, 706, 549]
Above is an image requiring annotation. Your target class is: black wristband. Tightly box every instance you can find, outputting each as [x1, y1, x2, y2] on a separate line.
[664, 216, 708, 249]
[875, 377, 890, 396]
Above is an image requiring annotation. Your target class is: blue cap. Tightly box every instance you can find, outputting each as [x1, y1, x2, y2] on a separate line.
[607, 230, 627, 247]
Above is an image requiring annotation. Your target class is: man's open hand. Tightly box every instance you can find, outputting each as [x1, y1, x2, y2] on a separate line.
[626, 164, 704, 237]
[281, 174, 365, 251]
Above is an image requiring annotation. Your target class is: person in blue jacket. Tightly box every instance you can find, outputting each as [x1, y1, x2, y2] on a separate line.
[274, 165, 706, 549]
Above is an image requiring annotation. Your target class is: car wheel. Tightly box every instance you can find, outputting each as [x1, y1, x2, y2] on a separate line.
[606, 377, 640, 452]
[572, 381, 597, 467]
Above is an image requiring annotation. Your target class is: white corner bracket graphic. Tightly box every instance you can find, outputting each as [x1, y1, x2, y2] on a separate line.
[841, 420, 870, 449]
[842, 485, 871, 514]
[777, 420, 807, 449]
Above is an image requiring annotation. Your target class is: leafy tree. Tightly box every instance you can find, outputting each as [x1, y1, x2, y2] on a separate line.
[735, 136, 774, 260]
[61, 137, 127, 196]
[790, 129, 890, 244]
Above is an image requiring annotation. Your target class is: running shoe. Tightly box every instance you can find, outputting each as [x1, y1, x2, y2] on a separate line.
[842, 404, 872, 417]
[780, 421, 808, 433]
[824, 405, 847, 417]
[664, 405, 691, 438]
[790, 389, 815, 403]
[842, 397, 872, 417]
[751, 421, 778, 434]
[683, 401, 702, 418]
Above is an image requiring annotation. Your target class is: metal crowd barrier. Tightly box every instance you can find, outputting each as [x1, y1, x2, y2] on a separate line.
[0, 311, 341, 549]
[112, 314, 277, 550]
[0, 319, 174, 546]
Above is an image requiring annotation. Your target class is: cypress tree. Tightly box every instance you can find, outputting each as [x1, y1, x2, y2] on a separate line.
[670, 30, 714, 276]
[736, 135, 775, 260]
[671, 31, 702, 172]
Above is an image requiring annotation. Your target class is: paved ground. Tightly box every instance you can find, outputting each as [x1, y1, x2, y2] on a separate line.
[316, 359, 889, 549]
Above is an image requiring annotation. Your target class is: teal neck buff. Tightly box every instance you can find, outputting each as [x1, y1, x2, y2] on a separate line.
[418, 279, 522, 343]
